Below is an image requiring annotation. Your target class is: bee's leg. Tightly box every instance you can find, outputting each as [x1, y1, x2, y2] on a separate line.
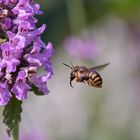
[83, 80, 86, 84]
[75, 78, 78, 82]
[70, 77, 75, 88]
[87, 80, 91, 86]
[76, 77, 82, 82]
[89, 79, 97, 87]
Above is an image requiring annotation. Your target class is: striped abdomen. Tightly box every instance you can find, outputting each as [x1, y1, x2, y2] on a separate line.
[88, 70, 102, 88]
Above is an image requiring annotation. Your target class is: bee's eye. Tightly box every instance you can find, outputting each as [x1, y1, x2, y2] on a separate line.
[74, 66, 79, 71]
[79, 68, 84, 72]
[70, 72, 75, 77]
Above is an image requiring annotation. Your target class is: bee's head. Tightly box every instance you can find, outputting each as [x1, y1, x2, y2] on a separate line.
[70, 66, 78, 78]
[63, 63, 76, 88]
[73, 66, 79, 72]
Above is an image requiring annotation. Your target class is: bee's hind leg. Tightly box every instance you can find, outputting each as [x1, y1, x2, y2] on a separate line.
[87, 80, 91, 86]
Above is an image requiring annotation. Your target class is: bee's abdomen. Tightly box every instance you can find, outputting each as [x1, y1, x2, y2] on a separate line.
[88, 71, 102, 88]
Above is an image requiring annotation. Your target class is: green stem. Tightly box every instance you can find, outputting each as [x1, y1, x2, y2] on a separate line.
[3, 97, 22, 140]
[10, 122, 19, 140]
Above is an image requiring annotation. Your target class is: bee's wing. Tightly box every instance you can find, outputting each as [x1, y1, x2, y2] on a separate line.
[90, 63, 110, 71]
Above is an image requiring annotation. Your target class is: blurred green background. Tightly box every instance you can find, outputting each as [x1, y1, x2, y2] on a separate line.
[1, 0, 140, 139]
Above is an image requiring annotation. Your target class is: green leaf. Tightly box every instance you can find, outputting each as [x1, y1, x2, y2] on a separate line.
[31, 84, 44, 96]
[3, 97, 22, 137]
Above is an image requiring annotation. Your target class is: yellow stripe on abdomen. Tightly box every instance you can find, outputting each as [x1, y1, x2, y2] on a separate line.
[94, 77, 100, 82]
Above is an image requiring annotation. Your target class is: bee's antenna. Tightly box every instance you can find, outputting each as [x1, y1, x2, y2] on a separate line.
[63, 63, 72, 69]
[70, 62, 74, 69]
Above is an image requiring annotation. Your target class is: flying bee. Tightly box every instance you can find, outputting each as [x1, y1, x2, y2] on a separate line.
[63, 62, 110, 88]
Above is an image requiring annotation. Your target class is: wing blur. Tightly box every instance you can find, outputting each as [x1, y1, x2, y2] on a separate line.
[90, 63, 110, 71]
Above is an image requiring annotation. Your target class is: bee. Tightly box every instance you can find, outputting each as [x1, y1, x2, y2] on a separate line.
[63, 62, 110, 88]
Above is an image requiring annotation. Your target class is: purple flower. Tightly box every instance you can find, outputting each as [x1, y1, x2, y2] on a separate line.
[10, 0, 18, 4]
[0, 0, 54, 105]
[3, 18, 12, 30]
[0, 83, 11, 105]
[29, 75, 49, 94]
[63, 34, 99, 60]
[7, 31, 26, 49]
[42, 42, 54, 79]
[12, 71, 30, 100]
[12, 0, 42, 18]
[24, 42, 54, 79]
[0, 42, 20, 73]
[24, 41, 42, 67]
[22, 24, 46, 39]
